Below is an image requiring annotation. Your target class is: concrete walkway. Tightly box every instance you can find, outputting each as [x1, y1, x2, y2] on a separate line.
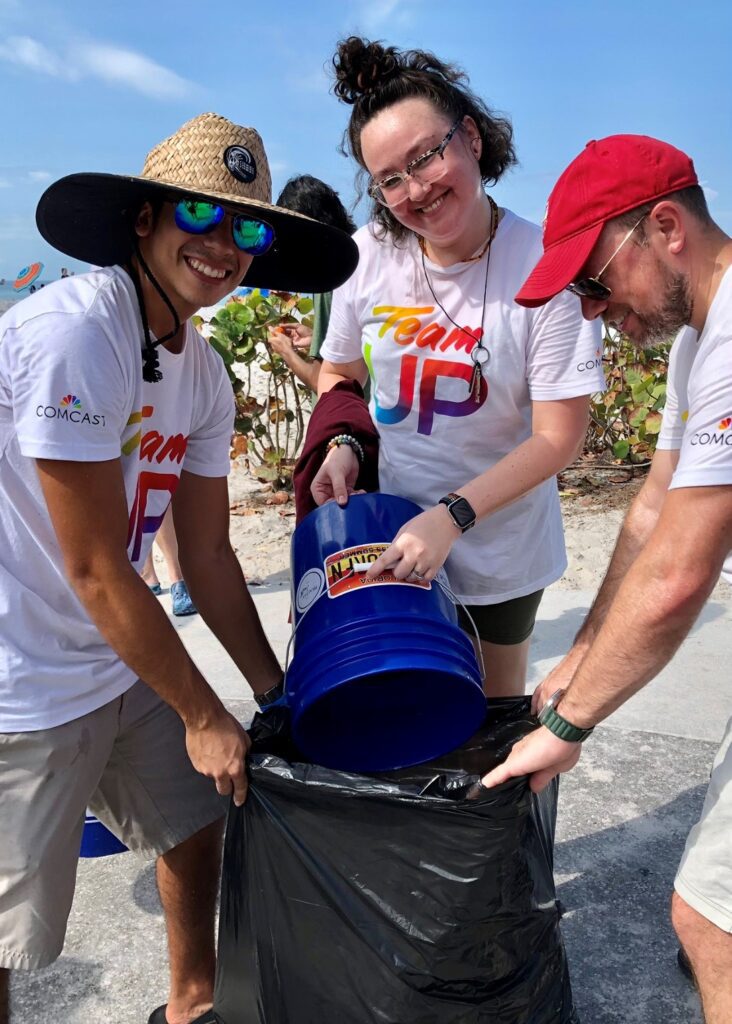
[12, 579, 729, 1023]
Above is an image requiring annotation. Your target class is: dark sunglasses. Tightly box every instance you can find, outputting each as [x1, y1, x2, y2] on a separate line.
[566, 215, 646, 301]
[174, 200, 275, 256]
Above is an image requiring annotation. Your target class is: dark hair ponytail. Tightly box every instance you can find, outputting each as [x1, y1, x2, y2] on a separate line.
[332, 36, 517, 241]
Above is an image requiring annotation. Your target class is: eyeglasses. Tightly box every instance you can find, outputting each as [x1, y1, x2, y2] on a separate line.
[367, 118, 464, 208]
[173, 200, 275, 256]
[566, 216, 646, 301]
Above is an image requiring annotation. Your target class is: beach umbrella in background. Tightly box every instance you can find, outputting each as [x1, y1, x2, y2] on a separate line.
[13, 262, 44, 291]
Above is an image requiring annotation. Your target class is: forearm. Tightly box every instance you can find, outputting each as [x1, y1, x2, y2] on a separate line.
[280, 349, 321, 391]
[181, 544, 283, 695]
[71, 562, 223, 727]
[574, 489, 663, 646]
[560, 537, 718, 728]
[458, 429, 578, 522]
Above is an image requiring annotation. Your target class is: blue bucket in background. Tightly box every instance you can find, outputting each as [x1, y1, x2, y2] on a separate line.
[286, 492, 486, 772]
[79, 812, 127, 858]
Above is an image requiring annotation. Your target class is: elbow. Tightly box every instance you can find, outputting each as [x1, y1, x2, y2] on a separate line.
[652, 565, 718, 630]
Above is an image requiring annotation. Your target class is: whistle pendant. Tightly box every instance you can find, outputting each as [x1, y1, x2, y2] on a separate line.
[470, 362, 482, 402]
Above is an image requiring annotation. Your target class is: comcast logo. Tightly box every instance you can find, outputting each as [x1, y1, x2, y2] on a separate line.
[60, 395, 82, 409]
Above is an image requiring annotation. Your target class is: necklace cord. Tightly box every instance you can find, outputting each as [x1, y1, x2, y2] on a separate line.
[419, 196, 498, 400]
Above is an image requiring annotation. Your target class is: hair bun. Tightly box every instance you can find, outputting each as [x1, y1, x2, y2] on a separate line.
[333, 37, 400, 104]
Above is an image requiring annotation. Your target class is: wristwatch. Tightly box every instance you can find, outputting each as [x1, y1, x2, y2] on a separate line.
[438, 492, 477, 533]
[253, 680, 285, 709]
[538, 688, 594, 743]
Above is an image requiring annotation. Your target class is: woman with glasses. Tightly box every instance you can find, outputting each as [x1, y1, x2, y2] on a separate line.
[310, 37, 605, 697]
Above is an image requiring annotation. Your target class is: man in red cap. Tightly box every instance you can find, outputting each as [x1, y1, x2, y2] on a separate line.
[483, 134, 732, 1023]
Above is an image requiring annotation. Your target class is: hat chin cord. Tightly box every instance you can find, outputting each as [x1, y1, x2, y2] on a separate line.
[125, 242, 182, 383]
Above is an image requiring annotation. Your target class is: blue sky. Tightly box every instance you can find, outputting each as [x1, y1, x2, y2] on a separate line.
[1, 0, 730, 280]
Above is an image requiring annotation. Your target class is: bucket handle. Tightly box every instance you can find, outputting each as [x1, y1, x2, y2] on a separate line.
[282, 567, 486, 698]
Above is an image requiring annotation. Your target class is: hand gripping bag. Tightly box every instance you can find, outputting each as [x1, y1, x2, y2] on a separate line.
[214, 698, 579, 1023]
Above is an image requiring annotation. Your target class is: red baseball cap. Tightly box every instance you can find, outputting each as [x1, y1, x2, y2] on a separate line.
[515, 134, 699, 308]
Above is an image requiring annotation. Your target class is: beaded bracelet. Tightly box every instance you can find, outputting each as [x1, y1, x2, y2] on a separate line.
[326, 433, 365, 464]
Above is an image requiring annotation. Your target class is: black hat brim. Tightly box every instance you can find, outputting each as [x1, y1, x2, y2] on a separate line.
[36, 173, 359, 293]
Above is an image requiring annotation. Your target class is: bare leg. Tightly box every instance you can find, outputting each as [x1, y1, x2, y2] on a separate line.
[472, 636, 531, 698]
[155, 506, 184, 586]
[0, 968, 9, 1024]
[672, 891, 732, 1023]
[140, 547, 160, 588]
[156, 818, 224, 1024]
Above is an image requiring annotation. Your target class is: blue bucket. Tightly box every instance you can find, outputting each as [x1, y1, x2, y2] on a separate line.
[79, 812, 128, 858]
[286, 492, 486, 772]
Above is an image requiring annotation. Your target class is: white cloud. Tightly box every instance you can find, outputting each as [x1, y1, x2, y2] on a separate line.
[352, 0, 419, 32]
[73, 42, 194, 100]
[28, 170, 51, 182]
[0, 34, 195, 100]
[0, 35, 68, 76]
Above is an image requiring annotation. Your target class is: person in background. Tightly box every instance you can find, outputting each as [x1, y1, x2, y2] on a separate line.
[0, 112, 356, 1024]
[482, 134, 732, 1024]
[141, 505, 197, 616]
[267, 174, 357, 396]
[307, 37, 603, 698]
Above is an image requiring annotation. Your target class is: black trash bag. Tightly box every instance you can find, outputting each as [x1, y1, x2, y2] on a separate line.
[214, 697, 578, 1024]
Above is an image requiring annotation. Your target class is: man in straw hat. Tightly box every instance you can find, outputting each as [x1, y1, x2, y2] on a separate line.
[481, 134, 732, 1021]
[0, 112, 357, 1024]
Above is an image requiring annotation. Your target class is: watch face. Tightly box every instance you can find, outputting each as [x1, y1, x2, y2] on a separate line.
[448, 496, 476, 530]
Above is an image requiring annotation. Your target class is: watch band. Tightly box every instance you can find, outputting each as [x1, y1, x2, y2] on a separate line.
[438, 492, 477, 533]
[538, 688, 594, 743]
[253, 681, 285, 709]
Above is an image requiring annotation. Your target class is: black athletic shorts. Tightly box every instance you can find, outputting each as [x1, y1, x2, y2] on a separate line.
[457, 589, 544, 645]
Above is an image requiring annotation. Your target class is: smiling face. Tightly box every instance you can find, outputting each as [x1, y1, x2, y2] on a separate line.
[360, 97, 488, 260]
[578, 221, 693, 347]
[134, 200, 253, 329]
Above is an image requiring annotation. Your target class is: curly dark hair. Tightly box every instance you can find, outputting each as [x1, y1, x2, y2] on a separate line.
[332, 36, 517, 242]
[276, 174, 356, 234]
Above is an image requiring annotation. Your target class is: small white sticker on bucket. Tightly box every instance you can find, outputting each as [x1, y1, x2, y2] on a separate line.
[296, 567, 326, 614]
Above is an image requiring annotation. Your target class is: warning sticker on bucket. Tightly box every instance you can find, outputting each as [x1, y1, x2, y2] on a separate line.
[324, 543, 431, 599]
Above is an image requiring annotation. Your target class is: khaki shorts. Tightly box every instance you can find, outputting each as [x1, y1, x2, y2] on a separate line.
[0, 680, 226, 969]
[675, 713, 732, 932]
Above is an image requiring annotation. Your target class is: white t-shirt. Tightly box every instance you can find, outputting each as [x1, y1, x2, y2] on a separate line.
[321, 212, 604, 603]
[657, 266, 732, 582]
[0, 267, 234, 731]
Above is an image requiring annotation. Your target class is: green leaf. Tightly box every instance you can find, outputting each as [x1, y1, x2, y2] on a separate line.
[644, 411, 663, 434]
[297, 297, 314, 314]
[613, 439, 630, 459]
[629, 405, 648, 427]
[254, 465, 281, 482]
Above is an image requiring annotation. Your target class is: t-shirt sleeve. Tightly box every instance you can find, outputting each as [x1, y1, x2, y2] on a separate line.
[182, 347, 235, 478]
[669, 340, 732, 489]
[8, 311, 132, 461]
[319, 269, 364, 365]
[525, 290, 605, 400]
[656, 332, 687, 451]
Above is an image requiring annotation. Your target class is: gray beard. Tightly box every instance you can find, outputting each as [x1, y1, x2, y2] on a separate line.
[633, 264, 694, 348]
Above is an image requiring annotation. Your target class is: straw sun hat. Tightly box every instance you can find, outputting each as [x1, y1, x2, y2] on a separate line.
[36, 112, 359, 293]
